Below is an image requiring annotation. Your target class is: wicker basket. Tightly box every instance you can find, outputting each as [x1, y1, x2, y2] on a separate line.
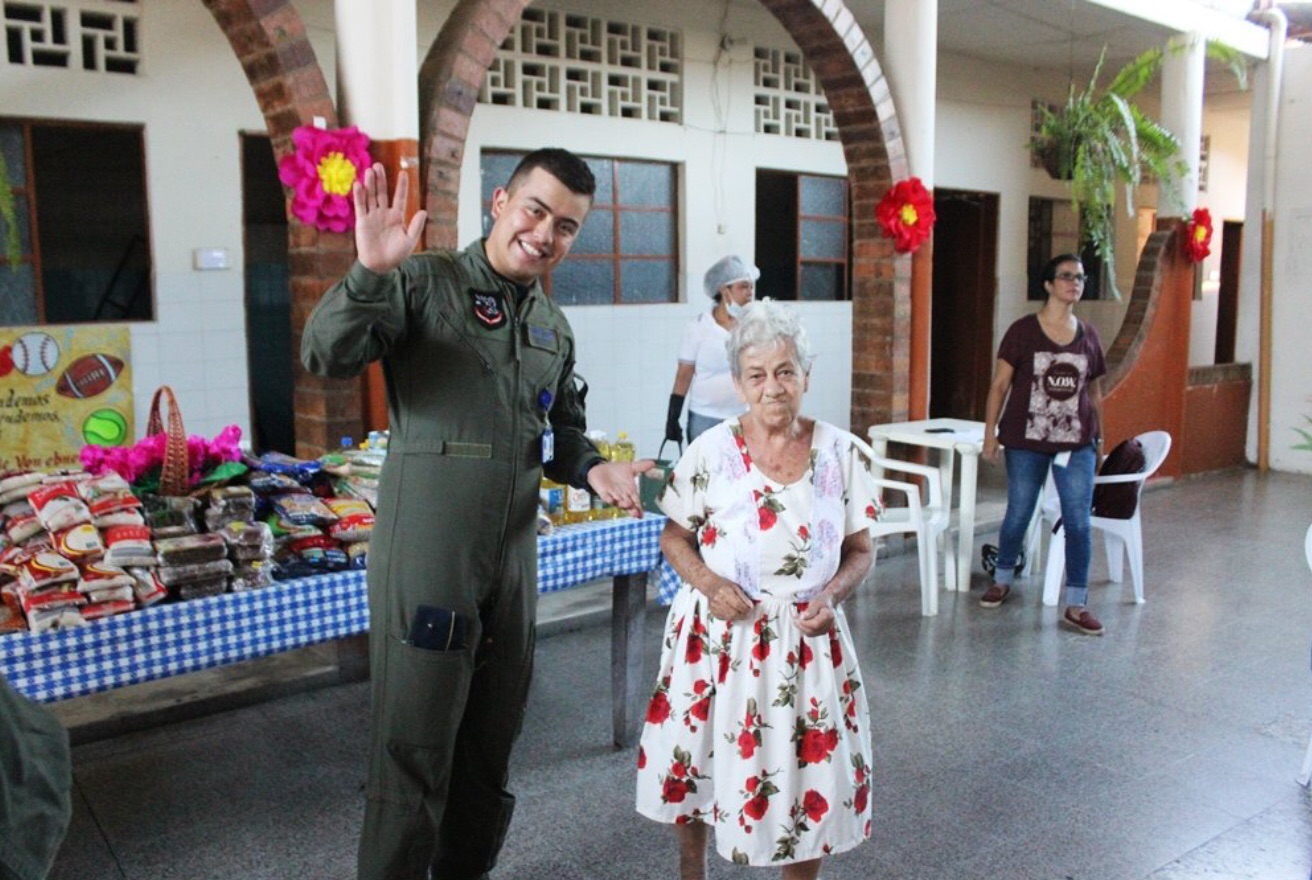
[145, 386, 190, 497]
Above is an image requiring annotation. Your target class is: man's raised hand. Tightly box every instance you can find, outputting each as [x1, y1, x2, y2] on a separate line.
[353, 162, 428, 275]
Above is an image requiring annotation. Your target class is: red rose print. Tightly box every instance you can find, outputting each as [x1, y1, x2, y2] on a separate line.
[700, 524, 718, 547]
[646, 691, 671, 725]
[637, 747, 646, 769]
[745, 775, 759, 793]
[758, 505, 777, 531]
[825, 729, 839, 751]
[717, 651, 731, 683]
[737, 729, 757, 759]
[752, 638, 770, 662]
[798, 728, 833, 764]
[662, 776, 690, 803]
[685, 637, 704, 664]
[798, 524, 810, 540]
[798, 640, 813, 670]
[865, 503, 878, 520]
[689, 696, 710, 722]
[802, 790, 829, 822]
[743, 793, 769, 821]
[671, 760, 687, 777]
[853, 784, 869, 813]
[829, 631, 843, 667]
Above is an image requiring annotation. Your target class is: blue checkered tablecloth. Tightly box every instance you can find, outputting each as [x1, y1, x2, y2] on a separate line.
[0, 515, 670, 703]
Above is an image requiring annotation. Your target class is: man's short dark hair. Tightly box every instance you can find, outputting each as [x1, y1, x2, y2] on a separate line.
[507, 148, 596, 199]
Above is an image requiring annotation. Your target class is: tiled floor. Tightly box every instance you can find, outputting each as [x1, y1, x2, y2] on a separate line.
[37, 467, 1312, 879]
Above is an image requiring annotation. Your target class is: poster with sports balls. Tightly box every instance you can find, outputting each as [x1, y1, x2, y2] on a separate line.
[0, 325, 133, 472]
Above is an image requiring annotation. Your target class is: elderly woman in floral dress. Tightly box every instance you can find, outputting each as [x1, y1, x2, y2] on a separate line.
[635, 300, 880, 880]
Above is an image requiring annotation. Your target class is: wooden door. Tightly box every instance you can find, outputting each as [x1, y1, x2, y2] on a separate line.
[930, 190, 999, 420]
[1214, 220, 1242, 364]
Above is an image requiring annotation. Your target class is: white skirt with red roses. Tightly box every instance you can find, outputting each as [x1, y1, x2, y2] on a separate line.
[634, 589, 872, 866]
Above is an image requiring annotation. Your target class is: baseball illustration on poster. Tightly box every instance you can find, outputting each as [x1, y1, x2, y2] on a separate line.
[0, 325, 134, 472]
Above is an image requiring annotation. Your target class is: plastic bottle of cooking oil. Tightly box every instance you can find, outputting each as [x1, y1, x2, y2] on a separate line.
[563, 481, 591, 525]
[540, 477, 565, 527]
[611, 431, 637, 520]
[586, 431, 612, 521]
[612, 431, 635, 463]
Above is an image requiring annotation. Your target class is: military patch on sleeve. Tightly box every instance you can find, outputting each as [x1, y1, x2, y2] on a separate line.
[472, 292, 507, 328]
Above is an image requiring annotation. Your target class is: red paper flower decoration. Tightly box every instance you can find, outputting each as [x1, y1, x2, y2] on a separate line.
[278, 125, 372, 233]
[1183, 207, 1213, 263]
[876, 177, 936, 254]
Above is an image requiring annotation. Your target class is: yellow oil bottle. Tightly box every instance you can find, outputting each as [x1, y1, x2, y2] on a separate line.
[587, 431, 612, 521]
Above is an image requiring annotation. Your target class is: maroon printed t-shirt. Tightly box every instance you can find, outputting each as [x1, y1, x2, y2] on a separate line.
[996, 314, 1106, 454]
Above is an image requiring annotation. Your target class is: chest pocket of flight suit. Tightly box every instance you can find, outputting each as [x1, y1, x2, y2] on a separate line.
[521, 322, 565, 391]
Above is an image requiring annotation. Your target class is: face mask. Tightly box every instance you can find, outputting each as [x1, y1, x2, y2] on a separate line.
[725, 301, 745, 319]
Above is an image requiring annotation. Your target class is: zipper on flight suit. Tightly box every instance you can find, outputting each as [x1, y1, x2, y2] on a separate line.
[491, 287, 525, 582]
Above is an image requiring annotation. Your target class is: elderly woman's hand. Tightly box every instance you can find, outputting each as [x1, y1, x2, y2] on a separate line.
[703, 575, 754, 621]
[794, 594, 836, 636]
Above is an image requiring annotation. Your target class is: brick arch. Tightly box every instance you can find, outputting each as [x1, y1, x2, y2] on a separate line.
[417, 0, 910, 429]
[201, 0, 362, 457]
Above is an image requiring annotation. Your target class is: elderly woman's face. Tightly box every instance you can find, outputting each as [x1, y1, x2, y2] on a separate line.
[735, 340, 807, 427]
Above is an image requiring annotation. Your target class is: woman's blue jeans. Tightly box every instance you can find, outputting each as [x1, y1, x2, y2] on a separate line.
[993, 443, 1097, 607]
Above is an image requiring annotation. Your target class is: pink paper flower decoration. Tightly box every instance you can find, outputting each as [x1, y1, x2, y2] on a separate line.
[278, 125, 372, 233]
[876, 177, 936, 254]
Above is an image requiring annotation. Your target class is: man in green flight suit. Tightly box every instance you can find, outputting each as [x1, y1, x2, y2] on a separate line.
[301, 148, 652, 880]
[0, 673, 71, 880]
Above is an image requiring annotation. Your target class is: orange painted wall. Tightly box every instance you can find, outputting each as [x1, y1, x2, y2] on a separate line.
[1101, 224, 1192, 479]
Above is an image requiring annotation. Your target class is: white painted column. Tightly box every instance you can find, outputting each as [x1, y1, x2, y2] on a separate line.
[883, 0, 937, 420]
[1159, 33, 1205, 217]
[333, 0, 419, 140]
[882, 0, 936, 184]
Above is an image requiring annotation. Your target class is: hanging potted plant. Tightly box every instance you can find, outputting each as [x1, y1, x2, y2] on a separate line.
[1031, 41, 1246, 297]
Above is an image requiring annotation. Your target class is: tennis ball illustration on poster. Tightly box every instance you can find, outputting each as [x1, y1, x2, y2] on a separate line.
[0, 325, 133, 473]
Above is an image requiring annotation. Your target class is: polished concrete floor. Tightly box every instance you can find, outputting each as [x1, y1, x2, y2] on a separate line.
[40, 467, 1312, 879]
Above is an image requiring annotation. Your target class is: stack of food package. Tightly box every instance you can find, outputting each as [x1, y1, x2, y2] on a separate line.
[244, 451, 376, 580]
[0, 439, 384, 636]
[0, 470, 156, 633]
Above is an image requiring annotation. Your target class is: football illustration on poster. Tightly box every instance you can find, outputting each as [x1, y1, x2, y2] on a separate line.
[56, 353, 125, 399]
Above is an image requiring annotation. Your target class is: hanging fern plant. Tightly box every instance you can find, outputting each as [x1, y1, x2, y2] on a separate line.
[0, 150, 20, 272]
[1031, 40, 1247, 299]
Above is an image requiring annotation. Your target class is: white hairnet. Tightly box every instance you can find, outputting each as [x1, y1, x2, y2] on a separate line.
[703, 255, 761, 299]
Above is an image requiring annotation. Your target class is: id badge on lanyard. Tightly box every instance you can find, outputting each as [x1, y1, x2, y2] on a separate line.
[539, 389, 554, 464]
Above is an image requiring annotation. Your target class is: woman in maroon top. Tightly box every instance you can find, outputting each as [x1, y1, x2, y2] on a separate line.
[980, 254, 1107, 635]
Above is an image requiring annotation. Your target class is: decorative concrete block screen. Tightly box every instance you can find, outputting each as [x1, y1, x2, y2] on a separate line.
[3, 0, 139, 74]
[480, 7, 682, 123]
[753, 47, 837, 142]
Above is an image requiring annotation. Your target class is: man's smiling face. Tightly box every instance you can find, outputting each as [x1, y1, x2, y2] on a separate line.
[485, 167, 592, 286]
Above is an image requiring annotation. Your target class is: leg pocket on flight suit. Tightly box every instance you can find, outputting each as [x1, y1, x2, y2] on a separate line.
[373, 636, 474, 805]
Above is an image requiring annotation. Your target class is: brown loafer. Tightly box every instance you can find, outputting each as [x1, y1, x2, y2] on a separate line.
[979, 583, 1011, 608]
[1060, 607, 1104, 636]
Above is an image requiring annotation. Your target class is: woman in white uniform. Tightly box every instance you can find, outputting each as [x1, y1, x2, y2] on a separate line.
[665, 255, 759, 444]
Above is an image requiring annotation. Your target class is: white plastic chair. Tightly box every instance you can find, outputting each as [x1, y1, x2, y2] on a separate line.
[1298, 523, 1312, 787]
[851, 434, 951, 616]
[1040, 430, 1172, 607]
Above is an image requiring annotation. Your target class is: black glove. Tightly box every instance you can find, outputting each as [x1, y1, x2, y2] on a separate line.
[665, 393, 685, 444]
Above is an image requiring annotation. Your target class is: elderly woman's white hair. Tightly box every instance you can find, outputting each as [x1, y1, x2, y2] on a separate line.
[725, 299, 814, 379]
